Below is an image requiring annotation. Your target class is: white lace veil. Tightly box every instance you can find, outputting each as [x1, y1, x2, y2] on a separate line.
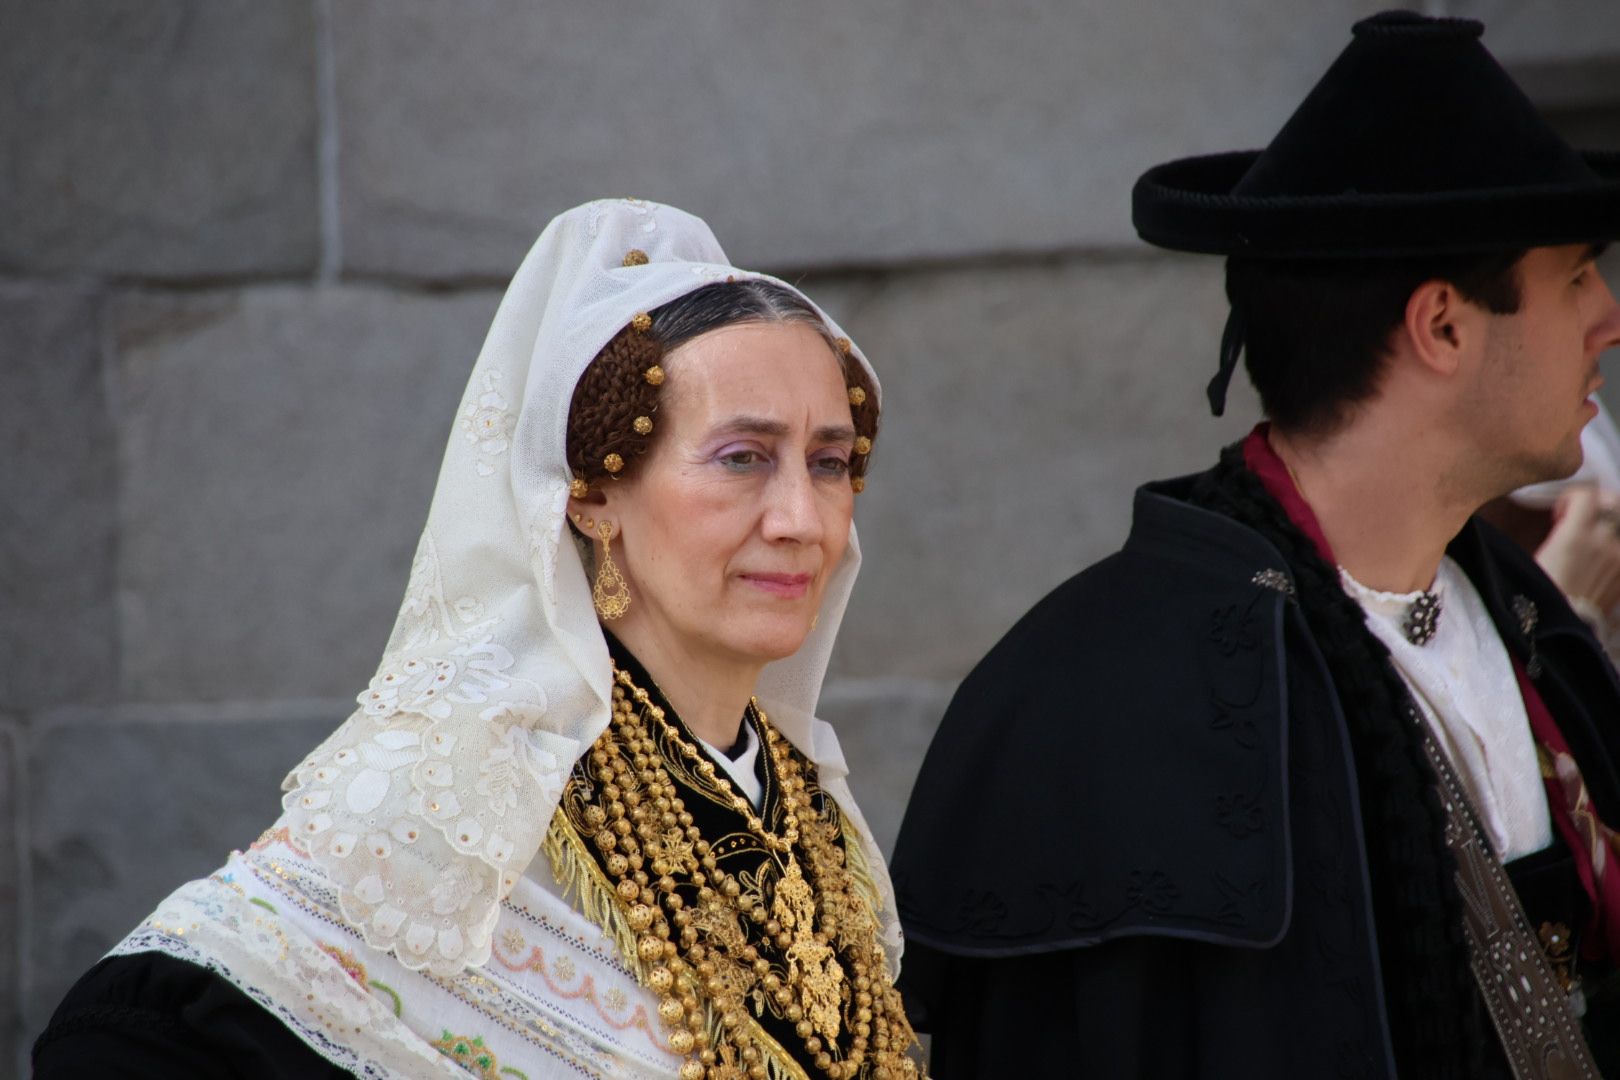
[279, 199, 893, 978]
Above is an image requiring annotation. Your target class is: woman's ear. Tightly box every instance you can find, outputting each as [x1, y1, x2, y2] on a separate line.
[566, 487, 609, 533]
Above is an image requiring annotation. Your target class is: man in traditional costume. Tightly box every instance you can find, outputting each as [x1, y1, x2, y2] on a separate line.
[892, 12, 1620, 1078]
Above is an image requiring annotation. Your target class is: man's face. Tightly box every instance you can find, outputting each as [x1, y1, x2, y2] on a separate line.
[1466, 244, 1620, 490]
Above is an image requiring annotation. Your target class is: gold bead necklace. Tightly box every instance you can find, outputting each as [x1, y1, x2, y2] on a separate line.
[573, 665, 921, 1079]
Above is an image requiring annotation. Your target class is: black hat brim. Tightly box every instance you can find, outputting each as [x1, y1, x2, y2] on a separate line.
[1133, 149, 1620, 258]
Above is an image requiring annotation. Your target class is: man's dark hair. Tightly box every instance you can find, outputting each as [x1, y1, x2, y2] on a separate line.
[1226, 250, 1524, 435]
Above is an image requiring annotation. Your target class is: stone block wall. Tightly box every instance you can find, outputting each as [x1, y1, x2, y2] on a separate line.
[5, 1, 1617, 1071]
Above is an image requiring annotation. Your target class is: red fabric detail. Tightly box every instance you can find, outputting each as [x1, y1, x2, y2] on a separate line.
[1241, 424, 1338, 561]
[1514, 658, 1620, 961]
[1242, 422, 1617, 960]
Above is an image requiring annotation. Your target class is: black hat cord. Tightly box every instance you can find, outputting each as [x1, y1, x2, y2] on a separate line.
[1208, 306, 1246, 417]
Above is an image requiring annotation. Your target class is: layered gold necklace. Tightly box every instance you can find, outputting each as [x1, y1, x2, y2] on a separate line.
[566, 664, 921, 1080]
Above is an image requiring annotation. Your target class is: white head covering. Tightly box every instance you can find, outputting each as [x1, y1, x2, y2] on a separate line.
[279, 198, 892, 978]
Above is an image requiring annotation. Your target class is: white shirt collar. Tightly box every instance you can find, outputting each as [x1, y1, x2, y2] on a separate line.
[694, 718, 764, 811]
[1341, 558, 1552, 861]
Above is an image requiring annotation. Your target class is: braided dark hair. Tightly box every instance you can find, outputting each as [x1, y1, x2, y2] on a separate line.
[566, 280, 878, 491]
[1190, 441, 1495, 1079]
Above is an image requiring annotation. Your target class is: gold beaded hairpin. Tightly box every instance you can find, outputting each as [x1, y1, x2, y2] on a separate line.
[586, 319, 866, 492]
[632, 310, 658, 397]
[837, 338, 874, 494]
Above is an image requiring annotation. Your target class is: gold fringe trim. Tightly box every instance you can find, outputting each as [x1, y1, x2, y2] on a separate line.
[542, 809, 643, 976]
[761, 1040, 810, 1080]
[837, 819, 905, 985]
[544, 805, 813, 1080]
[841, 821, 884, 918]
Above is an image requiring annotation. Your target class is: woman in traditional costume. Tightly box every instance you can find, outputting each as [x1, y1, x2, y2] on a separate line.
[34, 199, 922, 1080]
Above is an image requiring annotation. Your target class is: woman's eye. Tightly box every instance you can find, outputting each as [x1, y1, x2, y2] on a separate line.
[812, 455, 851, 476]
[719, 449, 763, 470]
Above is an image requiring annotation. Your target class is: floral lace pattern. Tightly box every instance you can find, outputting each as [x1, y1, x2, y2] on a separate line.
[273, 199, 898, 992]
[586, 197, 660, 239]
[282, 529, 573, 976]
[112, 878, 462, 1078]
[113, 837, 682, 1078]
[528, 478, 573, 609]
[460, 371, 517, 478]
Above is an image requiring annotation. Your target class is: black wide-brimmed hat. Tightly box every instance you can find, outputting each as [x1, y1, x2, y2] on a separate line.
[1133, 9, 1620, 414]
[1133, 10, 1620, 260]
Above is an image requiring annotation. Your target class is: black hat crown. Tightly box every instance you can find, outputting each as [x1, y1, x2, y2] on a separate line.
[1133, 9, 1620, 259]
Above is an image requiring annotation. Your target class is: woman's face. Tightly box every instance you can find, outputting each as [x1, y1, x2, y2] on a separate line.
[583, 320, 858, 666]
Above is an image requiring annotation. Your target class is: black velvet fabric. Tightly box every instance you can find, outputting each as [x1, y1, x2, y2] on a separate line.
[893, 490, 1298, 955]
[1187, 444, 1487, 1078]
[893, 472, 1399, 1076]
[1131, 11, 1620, 257]
[893, 454, 1620, 1078]
[32, 952, 354, 1079]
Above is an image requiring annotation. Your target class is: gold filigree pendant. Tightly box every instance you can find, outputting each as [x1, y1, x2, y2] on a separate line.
[774, 857, 845, 1042]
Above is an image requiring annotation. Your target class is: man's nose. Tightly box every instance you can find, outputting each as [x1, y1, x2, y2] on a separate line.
[1589, 271, 1620, 355]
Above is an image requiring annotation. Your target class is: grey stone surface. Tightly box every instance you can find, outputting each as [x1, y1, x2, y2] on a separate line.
[0, 285, 118, 711]
[818, 680, 955, 860]
[1452, 0, 1620, 66]
[1541, 102, 1620, 155]
[0, 1, 318, 278]
[112, 285, 503, 703]
[1454, 1, 1620, 118]
[21, 705, 344, 1043]
[108, 258, 1247, 702]
[809, 251, 1261, 682]
[334, 0, 1386, 279]
[1, 718, 22, 1076]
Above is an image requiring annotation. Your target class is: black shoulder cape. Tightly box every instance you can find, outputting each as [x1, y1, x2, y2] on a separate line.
[891, 449, 1620, 1078]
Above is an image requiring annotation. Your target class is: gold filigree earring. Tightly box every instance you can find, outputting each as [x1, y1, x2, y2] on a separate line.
[593, 520, 631, 620]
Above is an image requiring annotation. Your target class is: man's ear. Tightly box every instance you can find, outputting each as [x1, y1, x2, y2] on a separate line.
[1401, 278, 1474, 377]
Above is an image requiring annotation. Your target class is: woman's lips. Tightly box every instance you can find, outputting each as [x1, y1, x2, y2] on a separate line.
[740, 572, 812, 599]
